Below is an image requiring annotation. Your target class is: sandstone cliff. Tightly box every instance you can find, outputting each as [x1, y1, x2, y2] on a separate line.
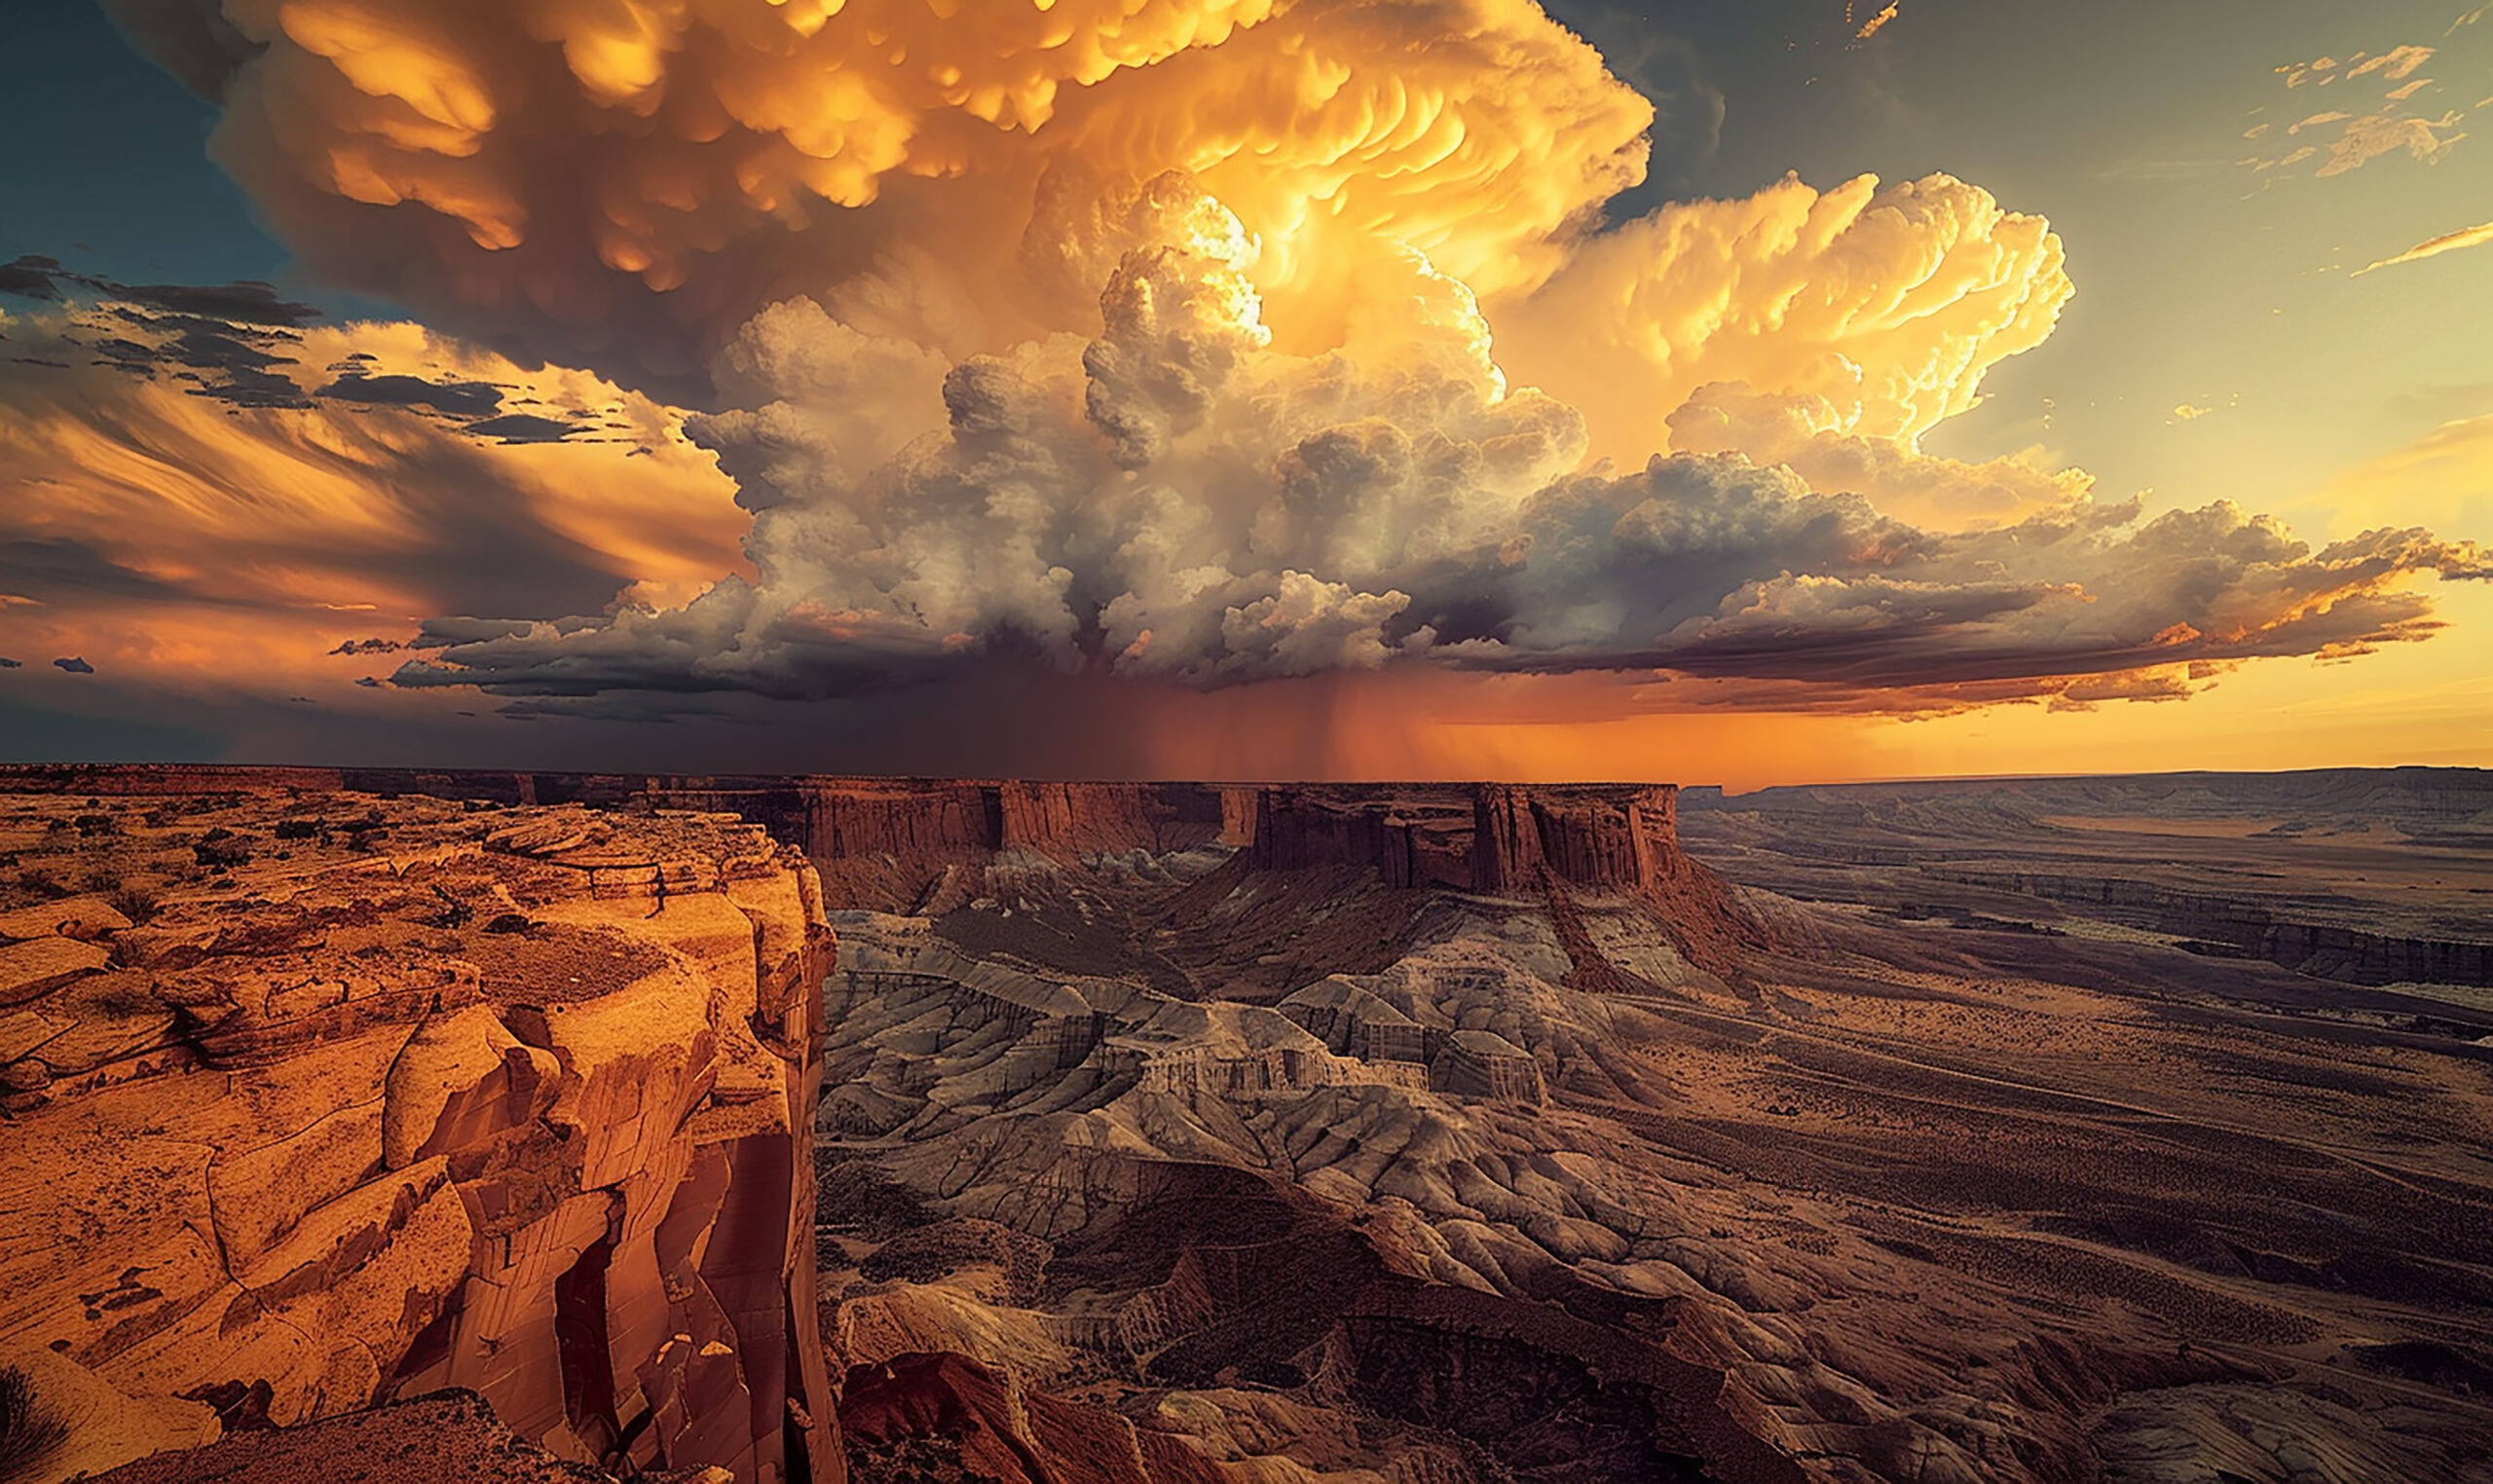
[0, 791, 837, 1484]
[0, 769, 1754, 938]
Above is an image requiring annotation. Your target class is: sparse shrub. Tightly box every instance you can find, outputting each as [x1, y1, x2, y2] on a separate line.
[8, 869, 71, 905]
[0, 1363, 70, 1484]
[92, 980, 162, 1019]
[193, 829, 250, 869]
[105, 881, 160, 924]
[815, 1153, 939, 1241]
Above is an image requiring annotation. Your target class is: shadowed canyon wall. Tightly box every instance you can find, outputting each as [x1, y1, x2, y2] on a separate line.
[0, 766, 1751, 1484]
[0, 768, 1725, 908]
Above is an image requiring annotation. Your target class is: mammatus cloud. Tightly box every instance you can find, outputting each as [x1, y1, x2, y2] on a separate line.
[102, 0, 1652, 382]
[33, 0, 2486, 729]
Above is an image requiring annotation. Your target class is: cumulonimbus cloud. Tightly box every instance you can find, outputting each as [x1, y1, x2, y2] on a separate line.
[34, 0, 2486, 724]
[1487, 171, 2074, 465]
[379, 182, 2483, 712]
[103, 0, 1653, 381]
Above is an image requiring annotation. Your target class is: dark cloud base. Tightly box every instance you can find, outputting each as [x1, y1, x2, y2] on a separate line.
[3, 259, 599, 436]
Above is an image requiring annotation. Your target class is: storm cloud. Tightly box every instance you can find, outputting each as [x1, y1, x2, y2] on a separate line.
[7, 0, 2473, 734]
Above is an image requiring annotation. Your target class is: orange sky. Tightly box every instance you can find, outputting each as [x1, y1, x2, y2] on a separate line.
[1, 0, 2486, 782]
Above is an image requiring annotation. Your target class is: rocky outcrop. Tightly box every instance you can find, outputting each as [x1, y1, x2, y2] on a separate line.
[0, 771, 1236, 916]
[1429, 1028, 1545, 1106]
[0, 792, 838, 1484]
[0, 769, 1767, 986]
[1232, 782, 1712, 902]
[1236, 784, 1763, 973]
[1470, 784, 1682, 894]
[1241, 783, 1700, 898]
[839, 1352, 1227, 1484]
[643, 780, 1233, 915]
[1937, 871, 2493, 987]
[818, 916, 1430, 1149]
[1247, 790, 1443, 887]
[0, 767, 1702, 899]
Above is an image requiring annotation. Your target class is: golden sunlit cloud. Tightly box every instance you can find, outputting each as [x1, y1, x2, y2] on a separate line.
[2251, 28, 2476, 180]
[4, 0, 2469, 759]
[2356, 217, 2493, 274]
[105, 0, 1653, 379]
[1852, 3, 1902, 43]
[2318, 413, 2493, 541]
[0, 289, 744, 706]
[1489, 171, 2071, 465]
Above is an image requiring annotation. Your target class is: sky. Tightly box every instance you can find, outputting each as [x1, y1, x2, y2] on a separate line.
[0, 0, 2486, 786]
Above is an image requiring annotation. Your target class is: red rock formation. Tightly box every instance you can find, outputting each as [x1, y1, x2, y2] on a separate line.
[0, 764, 1762, 984]
[0, 791, 839, 1484]
[1470, 783, 1677, 893]
[633, 779, 1231, 912]
[1247, 790, 1415, 885]
[1216, 787, 1259, 848]
[0, 767, 1706, 904]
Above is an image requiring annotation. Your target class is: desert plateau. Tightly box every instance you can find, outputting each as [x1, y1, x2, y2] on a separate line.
[0, 765, 2486, 1483]
[12, 0, 2493, 1477]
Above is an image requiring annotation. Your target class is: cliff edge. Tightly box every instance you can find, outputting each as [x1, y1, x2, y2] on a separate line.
[0, 791, 839, 1484]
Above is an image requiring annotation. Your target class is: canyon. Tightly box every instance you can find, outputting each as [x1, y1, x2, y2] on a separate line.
[0, 784, 837, 1483]
[0, 766, 2489, 1483]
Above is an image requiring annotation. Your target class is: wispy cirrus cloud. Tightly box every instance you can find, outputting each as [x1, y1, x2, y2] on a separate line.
[2356, 217, 2493, 275]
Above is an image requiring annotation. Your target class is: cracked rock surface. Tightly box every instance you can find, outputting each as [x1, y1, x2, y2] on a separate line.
[0, 790, 839, 1484]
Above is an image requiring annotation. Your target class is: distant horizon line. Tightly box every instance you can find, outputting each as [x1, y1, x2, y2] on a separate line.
[0, 758, 2482, 799]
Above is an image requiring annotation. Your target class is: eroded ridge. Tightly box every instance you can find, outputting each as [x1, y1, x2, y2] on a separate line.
[8, 769, 2492, 1483]
[0, 790, 838, 1484]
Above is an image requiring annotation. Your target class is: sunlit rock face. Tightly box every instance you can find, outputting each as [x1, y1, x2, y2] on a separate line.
[0, 786, 839, 1484]
[10, 765, 2491, 1483]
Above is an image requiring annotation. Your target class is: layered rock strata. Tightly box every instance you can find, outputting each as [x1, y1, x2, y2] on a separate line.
[818, 916, 1432, 1150]
[0, 769, 1711, 897]
[0, 792, 838, 1484]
